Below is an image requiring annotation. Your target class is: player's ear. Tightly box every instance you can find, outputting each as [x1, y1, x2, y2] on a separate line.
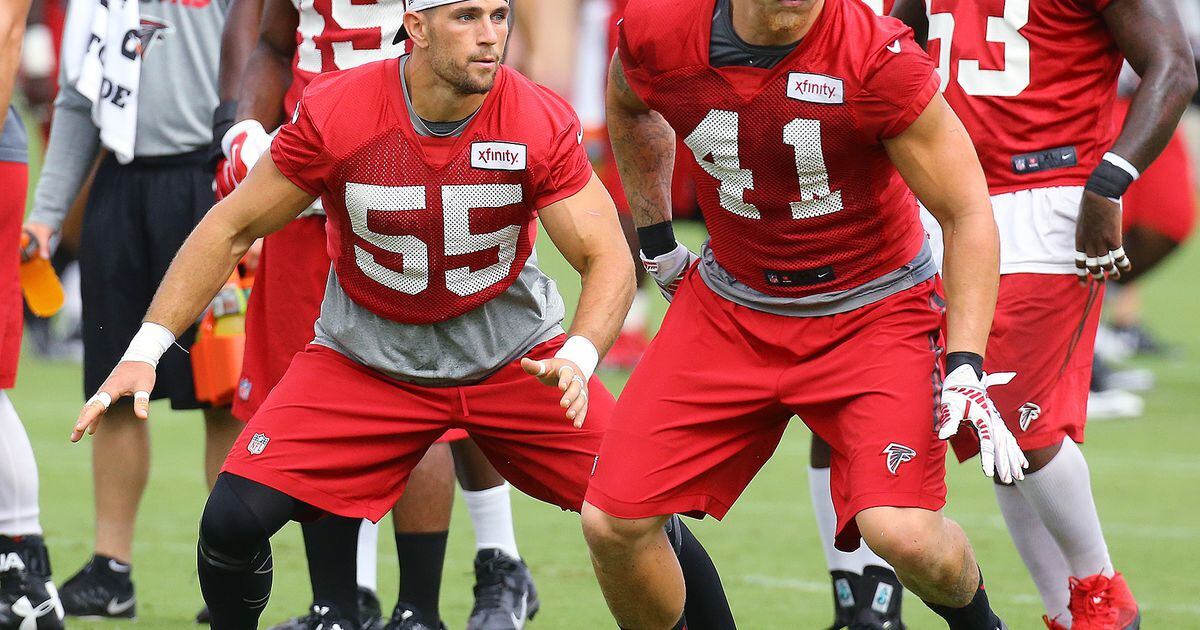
[403, 11, 430, 49]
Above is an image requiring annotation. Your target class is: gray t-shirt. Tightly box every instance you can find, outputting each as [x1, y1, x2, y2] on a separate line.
[311, 55, 566, 386]
[0, 108, 27, 164]
[29, 0, 229, 228]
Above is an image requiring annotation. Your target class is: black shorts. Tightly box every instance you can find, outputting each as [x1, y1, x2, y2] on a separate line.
[79, 151, 213, 409]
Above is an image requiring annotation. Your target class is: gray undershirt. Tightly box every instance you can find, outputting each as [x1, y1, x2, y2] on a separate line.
[312, 55, 565, 386]
[0, 108, 27, 164]
[709, 0, 801, 69]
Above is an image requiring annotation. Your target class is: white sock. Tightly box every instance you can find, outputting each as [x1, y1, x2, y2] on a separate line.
[356, 519, 379, 592]
[995, 482, 1072, 624]
[462, 483, 520, 560]
[1017, 438, 1114, 578]
[808, 467, 892, 573]
[623, 291, 649, 333]
[0, 392, 42, 536]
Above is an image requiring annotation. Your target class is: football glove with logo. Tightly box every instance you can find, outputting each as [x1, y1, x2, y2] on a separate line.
[936, 365, 1028, 484]
[640, 243, 698, 302]
[215, 120, 272, 200]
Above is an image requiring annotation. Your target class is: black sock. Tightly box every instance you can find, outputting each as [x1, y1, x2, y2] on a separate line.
[666, 516, 736, 630]
[925, 574, 1003, 630]
[302, 515, 363, 620]
[394, 531, 448, 624]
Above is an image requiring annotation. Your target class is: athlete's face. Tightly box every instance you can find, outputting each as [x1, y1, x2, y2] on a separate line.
[748, 0, 819, 30]
[425, 0, 509, 95]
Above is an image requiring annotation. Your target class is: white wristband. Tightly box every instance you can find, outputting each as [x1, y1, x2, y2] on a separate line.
[120, 323, 176, 368]
[1102, 152, 1140, 181]
[554, 336, 599, 382]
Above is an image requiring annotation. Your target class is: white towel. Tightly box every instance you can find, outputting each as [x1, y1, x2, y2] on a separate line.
[62, 0, 141, 163]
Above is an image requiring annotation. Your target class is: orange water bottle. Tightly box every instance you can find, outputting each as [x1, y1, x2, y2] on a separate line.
[18, 230, 65, 318]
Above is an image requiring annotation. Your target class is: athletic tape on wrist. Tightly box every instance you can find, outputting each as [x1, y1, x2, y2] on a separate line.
[120, 323, 176, 368]
[1085, 153, 1138, 201]
[554, 336, 599, 382]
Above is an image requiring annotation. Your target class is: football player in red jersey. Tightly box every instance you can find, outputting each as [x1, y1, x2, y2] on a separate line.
[72, 2, 734, 628]
[892, 0, 1195, 627]
[583, 0, 1028, 629]
[213, 0, 547, 627]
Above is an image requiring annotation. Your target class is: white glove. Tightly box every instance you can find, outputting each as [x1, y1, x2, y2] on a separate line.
[936, 365, 1028, 483]
[640, 243, 699, 302]
[221, 119, 272, 173]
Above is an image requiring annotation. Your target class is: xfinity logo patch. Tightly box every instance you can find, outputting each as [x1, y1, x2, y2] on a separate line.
[787, 73, 844, 104]
[471, 142, 527, 171]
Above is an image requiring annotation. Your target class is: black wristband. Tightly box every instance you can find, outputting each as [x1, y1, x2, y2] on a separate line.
[946, 351, 984, 379]
[209, 100, 239, 169]
[636, 221, 677, 259]
[1084, 160, 1134, 200]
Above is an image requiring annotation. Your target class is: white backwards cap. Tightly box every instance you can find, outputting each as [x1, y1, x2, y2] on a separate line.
[395, 0, 510, 41]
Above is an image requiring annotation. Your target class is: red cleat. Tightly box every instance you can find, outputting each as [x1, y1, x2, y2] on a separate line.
[1043, 615, 1069, 630]
[602, 329, 650, 371]
[1068, 572, 1140, 629]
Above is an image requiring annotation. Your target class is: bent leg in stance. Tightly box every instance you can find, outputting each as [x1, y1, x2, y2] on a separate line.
[390, 442, 455, 626]
[581, 505, 684, 630]
[856, 507, 1001, 630]
[198, 473, 311, 629]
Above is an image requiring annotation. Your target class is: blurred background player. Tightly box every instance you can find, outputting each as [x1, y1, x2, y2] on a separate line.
[22, 0, 240, 619]
[894, 0, 1196, 627]
[0, 1, 65, 628]
[213, 0, 546, 627]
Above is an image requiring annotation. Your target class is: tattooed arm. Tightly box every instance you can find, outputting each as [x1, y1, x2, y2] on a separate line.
[605, 52, 677, 229]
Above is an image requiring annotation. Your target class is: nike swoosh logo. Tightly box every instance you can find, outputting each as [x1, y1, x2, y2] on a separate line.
[887, 40, 901, 53]
[576, 128, 584, 145]
[106, 596, 135, 615]
[510, 592, 528, 628]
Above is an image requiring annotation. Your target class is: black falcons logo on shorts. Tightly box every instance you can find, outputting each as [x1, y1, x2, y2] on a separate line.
[882, 443, 917, 475]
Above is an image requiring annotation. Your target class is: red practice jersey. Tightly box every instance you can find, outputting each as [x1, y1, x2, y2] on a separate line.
[925, 0, 1122, 194]
[618, 0, 938, 297]
[284, 0, 408, 114]
[271, 60, 592, 324]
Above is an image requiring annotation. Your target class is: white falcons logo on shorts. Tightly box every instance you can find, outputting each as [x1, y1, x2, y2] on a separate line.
[1019, 402, 1041, 431]
[883, 443, 917, 475]
[247, 433, 270, 455]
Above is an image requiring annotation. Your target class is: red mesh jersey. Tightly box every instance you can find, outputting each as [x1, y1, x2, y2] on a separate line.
[926, 0, 1122, 194]
[284, 0, 409, 115]
[271, 59, 592, 324]
[618, 0, 937, 298]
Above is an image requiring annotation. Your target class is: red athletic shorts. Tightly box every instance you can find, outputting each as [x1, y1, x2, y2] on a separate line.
[951, 274, 1104, 461]
[233, 217, 467, 440]
[223, 336, 614, 519]
[585, 270, 949, 551]
[1114, 99, 1195, 244]
[0, 162, 26, 390]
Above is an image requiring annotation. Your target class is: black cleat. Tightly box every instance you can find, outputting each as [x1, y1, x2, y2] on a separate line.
[383, 602, 446, 630]
[849, 566, 905, 630]
[0, 536, 64, 630]
[270, 592, 380, 630]
[826, 570, 860, 630]
[466, 549, 539, 630]
[58, 555, 136, 619]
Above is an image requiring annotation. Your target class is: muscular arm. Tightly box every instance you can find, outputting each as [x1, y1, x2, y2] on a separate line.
[885, 96, 998, 357]
[236, 0, 300, 127]
[538, 174, 636, 356]
[218, 0, 265, 101]
[0, 0, 33, 127]
[144, 156, 314, 335]
[1103, 0, 1197, 171]
[889, 0, 929, 48]
[606, 53, 676, 229]
[511, 0, 580, 97]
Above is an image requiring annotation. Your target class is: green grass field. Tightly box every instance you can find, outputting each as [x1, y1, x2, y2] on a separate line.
[11, 219, 1200, 629]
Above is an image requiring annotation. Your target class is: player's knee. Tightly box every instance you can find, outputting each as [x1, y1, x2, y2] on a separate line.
[580, 502, 663, 555]
[198, 474, 270, 570]
[856, 506, 943, 572]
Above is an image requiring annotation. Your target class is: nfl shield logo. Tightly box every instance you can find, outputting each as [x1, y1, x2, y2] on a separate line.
[247, 433, 269, 455]
[238, 377, 252, 401]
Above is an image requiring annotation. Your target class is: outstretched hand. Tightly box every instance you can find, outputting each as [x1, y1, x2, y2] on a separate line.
[521, 357, 589, 428]
[71, 361, 157, 442]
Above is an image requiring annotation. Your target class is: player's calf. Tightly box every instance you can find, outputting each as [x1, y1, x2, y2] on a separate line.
[857, 507, 1005, 630]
